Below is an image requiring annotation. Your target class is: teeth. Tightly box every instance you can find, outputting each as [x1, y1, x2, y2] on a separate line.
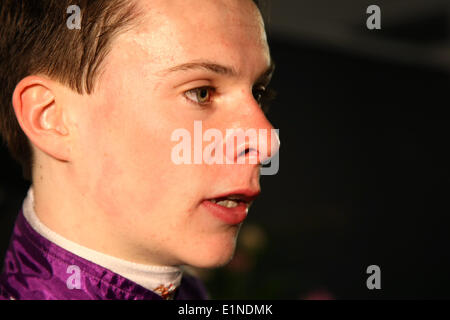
[214, 200, 239, 208]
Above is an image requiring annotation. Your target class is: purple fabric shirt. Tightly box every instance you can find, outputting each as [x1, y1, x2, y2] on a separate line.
[0, 210, 209, 300]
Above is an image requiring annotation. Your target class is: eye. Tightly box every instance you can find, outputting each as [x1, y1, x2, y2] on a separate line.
[253, 85, 277, 114]
[252, 85, 266, 104]
[185, 87, 215, 105]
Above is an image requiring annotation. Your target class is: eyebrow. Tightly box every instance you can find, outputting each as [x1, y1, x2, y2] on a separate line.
[163, 61, 238, 76]
[160, 60, 275, 83]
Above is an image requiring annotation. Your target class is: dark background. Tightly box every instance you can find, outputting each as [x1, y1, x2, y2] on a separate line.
[1, 0, 449, 299]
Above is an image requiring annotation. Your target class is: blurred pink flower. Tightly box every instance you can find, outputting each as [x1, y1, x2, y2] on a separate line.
[302, 288, 335, 300]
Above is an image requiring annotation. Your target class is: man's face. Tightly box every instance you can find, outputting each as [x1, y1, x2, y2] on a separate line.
[67, 0, 279, 267]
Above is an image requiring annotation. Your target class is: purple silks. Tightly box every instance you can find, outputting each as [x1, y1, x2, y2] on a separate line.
[0, 210, 208, 300]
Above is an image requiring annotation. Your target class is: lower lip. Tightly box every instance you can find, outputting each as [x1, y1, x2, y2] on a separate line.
[202, 200, 248, 225]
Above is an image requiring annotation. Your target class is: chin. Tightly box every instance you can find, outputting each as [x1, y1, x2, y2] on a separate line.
[181, 237, 239, 269]
[189, 254, 235, 269]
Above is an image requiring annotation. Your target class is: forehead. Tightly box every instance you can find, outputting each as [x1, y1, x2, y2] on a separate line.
[109, 0, 270, 76]
[136, 0, 265, 38]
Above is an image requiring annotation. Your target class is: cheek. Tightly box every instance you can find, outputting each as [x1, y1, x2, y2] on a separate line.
[97, 122, 167, 210]
[80, 98, 195, 218]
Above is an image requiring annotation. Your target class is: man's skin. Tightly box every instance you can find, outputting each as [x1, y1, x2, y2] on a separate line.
[11, 0, 279, 269]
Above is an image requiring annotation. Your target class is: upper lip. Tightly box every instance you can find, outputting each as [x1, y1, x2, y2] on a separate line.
[207, 189, 261, 204]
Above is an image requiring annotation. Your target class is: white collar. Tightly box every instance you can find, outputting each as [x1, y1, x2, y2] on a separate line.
[22, 187, 182, 298]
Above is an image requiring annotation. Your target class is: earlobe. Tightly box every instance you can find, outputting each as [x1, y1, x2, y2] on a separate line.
[12, 76, 71, 162]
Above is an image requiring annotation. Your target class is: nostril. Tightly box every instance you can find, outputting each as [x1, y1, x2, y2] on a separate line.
[239, 148, 251, 157]
[237, 147, 259, 164]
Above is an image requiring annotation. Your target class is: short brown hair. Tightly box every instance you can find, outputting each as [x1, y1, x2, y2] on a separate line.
[0, 0, 266, 181]
[0, 0, 142, 180]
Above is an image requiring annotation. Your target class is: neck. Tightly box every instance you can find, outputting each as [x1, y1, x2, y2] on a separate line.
[23, 187, 183, 296]
[32, 161, 175, 266]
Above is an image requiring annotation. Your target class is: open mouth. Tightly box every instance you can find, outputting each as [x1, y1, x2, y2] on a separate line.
[203, 192, 260, 225]
[208, 195, 251, 209]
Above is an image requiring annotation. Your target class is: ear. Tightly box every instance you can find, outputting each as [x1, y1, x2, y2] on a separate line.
[12, 76, 71, 162]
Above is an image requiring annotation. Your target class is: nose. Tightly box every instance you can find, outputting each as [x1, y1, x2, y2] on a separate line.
[224, 99, 280, 166]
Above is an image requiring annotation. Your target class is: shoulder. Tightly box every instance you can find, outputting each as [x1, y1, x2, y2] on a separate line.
[176, 269, 210, 300]
[0, 276, 16, 300]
